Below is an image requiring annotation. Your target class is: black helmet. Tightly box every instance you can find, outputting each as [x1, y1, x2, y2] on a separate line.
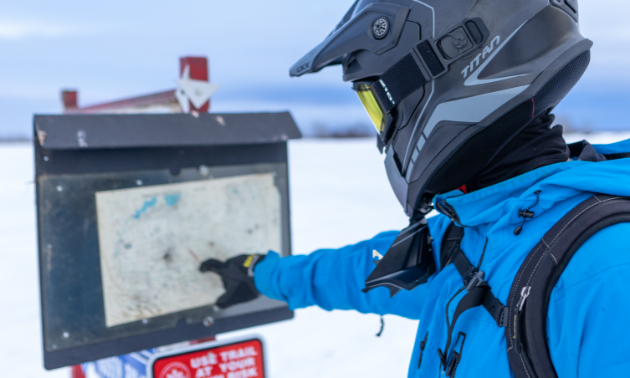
[290, 0, 591, 218]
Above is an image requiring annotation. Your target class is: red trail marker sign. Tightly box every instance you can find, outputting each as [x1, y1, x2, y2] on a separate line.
[149, 338, 266, 378]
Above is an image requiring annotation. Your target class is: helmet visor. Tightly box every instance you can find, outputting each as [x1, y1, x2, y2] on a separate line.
[354, 83, 385, 133]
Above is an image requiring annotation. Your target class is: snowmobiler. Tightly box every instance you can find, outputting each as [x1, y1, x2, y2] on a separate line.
[201, 1, 630, 376]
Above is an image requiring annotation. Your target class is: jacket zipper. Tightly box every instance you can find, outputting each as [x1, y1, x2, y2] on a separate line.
[417, 332, 429, 369]
[515, 285, 536, 376]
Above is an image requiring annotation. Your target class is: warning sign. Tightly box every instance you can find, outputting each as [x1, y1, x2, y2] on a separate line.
[150, 338, 265, 378]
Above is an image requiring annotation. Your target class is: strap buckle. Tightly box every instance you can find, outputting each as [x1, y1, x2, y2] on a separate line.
[464, 269, 486, 292]
[498, 306, 509, 328]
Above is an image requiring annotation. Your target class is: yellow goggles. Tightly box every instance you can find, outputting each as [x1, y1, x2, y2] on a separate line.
[354, 83, 386, 133]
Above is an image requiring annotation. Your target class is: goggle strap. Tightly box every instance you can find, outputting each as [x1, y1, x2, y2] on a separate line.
[370, 53, 428, 113]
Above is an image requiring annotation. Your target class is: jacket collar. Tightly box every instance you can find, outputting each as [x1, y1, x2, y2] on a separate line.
[433, 161, 584, 227]
[433, 138, 630, 228]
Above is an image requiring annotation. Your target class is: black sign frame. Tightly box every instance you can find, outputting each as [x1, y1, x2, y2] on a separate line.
[34, 113, 300, 369]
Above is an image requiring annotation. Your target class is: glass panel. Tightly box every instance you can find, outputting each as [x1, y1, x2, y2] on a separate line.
[38, 163, 290, 352]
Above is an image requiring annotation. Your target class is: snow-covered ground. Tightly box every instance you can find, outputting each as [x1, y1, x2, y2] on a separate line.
[2, 133, 630, 377]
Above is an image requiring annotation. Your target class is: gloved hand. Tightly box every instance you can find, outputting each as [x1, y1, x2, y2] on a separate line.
[199, 254, 265, 309]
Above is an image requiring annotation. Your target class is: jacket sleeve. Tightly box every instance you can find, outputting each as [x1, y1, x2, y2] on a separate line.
[546, 223, 630, 377]
[253, 228, 437, 319]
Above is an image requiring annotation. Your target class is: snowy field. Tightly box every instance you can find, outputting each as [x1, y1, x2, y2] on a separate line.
[1, 133, 629, 377]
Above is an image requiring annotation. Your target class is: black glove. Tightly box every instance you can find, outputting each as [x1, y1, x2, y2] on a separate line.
[199, 254, 265, 309]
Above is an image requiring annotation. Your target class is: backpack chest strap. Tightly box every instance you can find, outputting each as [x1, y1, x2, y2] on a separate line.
[438, 227, 508, 375]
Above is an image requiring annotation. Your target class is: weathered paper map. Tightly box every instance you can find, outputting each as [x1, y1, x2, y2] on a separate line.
[95, 173, 281, 327]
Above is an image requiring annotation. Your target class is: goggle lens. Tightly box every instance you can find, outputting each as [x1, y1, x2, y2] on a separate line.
[355, 83, 385, 133]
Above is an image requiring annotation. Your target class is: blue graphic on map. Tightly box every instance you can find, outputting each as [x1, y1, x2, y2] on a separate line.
[133, 197, 158, 219]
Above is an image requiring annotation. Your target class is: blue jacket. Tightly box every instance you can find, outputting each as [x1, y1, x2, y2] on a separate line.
[254, 139, 630, 377]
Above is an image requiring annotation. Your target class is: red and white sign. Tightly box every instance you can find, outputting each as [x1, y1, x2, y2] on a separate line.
[149, 338, 265, 378]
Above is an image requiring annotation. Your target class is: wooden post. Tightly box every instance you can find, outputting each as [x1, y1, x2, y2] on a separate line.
[70, 365, 86, 378]
[61, 90, 78, 112]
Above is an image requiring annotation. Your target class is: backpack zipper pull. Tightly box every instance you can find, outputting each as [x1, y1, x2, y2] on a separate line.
[517, 286, 531, 311]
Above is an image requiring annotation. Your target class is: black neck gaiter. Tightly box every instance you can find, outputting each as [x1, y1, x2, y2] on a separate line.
[466, 114, 570, 192]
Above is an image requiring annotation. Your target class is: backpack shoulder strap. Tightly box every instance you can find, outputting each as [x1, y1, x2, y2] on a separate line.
[439, 222, 464, 271]
[506, 195, 630, 378]
[438, 221, 508, 377]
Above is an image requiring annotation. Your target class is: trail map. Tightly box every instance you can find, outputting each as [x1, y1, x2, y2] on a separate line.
[95, 173, 281, 327]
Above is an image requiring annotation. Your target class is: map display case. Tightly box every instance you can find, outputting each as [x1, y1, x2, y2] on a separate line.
[34, 113, 300, 369]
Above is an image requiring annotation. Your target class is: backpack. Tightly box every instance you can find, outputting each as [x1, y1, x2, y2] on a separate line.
[438, 194, 630, 378]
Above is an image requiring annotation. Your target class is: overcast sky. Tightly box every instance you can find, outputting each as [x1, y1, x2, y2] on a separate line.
[1, 0, 629, 138]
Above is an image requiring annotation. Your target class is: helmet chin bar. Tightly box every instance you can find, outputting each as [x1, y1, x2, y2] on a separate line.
[384, 143, 435, 218]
